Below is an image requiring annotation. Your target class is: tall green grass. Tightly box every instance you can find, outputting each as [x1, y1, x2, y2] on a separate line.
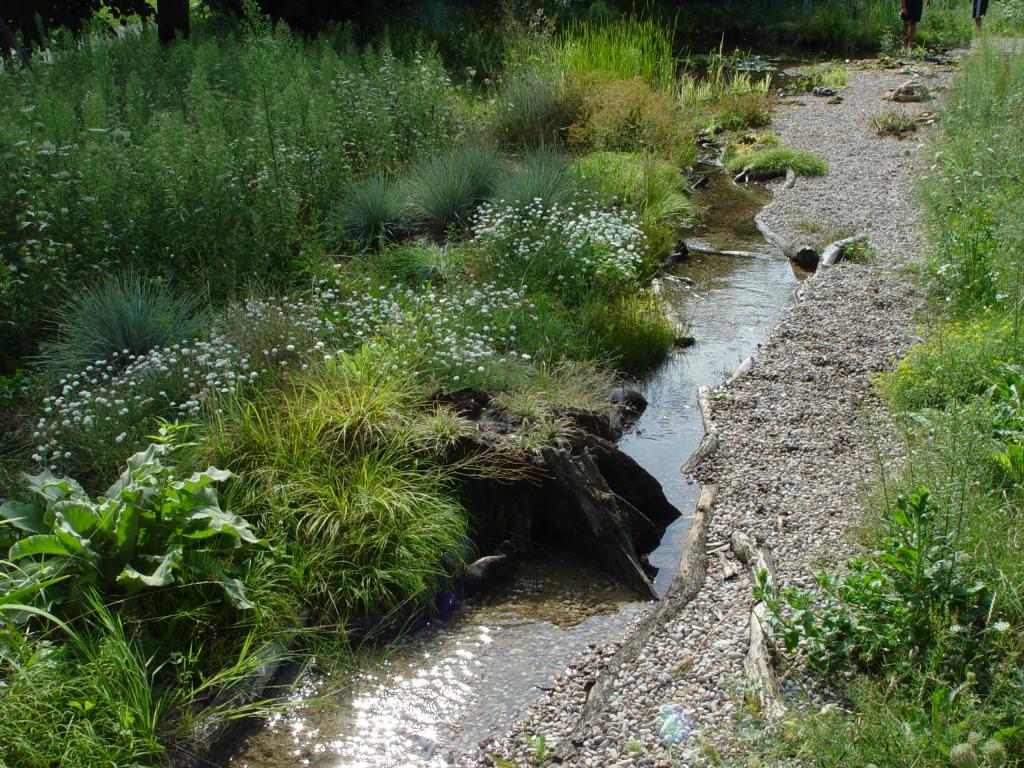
[207, 348, 469, 620]
[559, 16, 676, 86]
[0, 16, 465, 369]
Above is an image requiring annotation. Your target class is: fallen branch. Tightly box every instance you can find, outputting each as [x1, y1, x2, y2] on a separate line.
[726, 356, 753, 386]
[681, 386, 717, 476]
[730, 530, 786, 720]
[818, 233, 868, 269]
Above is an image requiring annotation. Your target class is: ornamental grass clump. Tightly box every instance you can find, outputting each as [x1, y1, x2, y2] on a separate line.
[39, 273, 205, 376]
[208, 348, 469, 620]
[491, 67, 581, 149]
[406, 143, 502, 237]
[492, 147, 579, 211]
[473, 201, 647, 300]
[559, 16, 676, 86]
[332, 173, 409, 250]
[726, 145, 828, 180]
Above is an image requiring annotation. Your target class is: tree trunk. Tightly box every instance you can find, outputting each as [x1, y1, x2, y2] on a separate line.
[157, 0, 190, 44]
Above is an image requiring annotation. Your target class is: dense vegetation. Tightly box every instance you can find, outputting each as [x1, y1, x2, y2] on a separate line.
[0, 4, 783, 763]
[2, 0, 1021, 764]
[754, 41, 1024, 768]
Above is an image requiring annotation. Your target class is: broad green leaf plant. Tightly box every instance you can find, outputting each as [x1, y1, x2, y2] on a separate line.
[0, 443, 261, 619]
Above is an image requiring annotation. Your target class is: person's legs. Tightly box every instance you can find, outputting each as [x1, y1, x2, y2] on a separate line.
[901, 0, 923, 47]
[973, 0, 989, 29]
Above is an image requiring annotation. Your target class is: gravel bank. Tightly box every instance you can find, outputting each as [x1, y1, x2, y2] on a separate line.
[461, 63, 954, 768]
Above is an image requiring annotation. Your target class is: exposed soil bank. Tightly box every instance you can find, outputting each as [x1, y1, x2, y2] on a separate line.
[465, 62, 956, 768]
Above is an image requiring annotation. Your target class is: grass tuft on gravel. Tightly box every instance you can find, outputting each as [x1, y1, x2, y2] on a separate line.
[725, 146, 828, 180]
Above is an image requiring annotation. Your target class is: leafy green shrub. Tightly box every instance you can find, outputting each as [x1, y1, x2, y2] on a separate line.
[765, 488, 994, 681]
[1, 442, 259, 618]
[406, 143, 502, 237]
[568, 75, 698, 166]
[879, 316, 1021, 411]
[492, 67, 581, 149]
[716, 90, 774, 130]
[493, 147, 579, 211]
[332, 173, 409, 251]
[38, 272, 204, 376]
[726, 145, 828, 180]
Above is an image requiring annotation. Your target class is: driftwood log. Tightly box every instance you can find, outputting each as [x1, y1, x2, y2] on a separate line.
[552, 483, 717, 763]
[727, 356, 753, 386]
[681, 385, 717, 476]
[730, 530, 786, 720]
[818, 233, 867, 269]
[683, 240, 765, 260]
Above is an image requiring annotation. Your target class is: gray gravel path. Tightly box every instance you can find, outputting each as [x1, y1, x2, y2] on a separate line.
[461, 62, 955, 768]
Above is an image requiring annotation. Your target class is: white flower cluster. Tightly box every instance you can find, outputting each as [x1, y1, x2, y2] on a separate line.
[473, 200, 647, 291]
[34, 338, 255, 470]
[324, 278, 532, 379]
[32, 277, 532, 472]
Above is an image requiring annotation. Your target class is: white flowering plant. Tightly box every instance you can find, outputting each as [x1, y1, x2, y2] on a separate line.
[30, 274, 538, 481]
[472, 200, 648, 301]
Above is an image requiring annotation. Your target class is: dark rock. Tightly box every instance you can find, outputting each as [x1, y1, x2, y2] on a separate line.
[442, 400, 679, 599]
[461, 553, 514, 597]
[430, 388, 491, 418]
[561, 407, 620, 442]
[812, 86, 837, 97]
[674, 335, 696, 349]
[660, 240, 690, 270]
[886, 81, 931, 103]
[609, 386, 647, 413]
[582, 433, 680, 530]
[791, 245, 819, 271]
[538, 446, 658, 600]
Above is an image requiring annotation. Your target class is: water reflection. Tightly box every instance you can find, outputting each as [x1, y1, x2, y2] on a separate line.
[228, 554, 643, 768]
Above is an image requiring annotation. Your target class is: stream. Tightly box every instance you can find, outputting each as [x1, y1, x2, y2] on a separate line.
[226, 170, 798, 768]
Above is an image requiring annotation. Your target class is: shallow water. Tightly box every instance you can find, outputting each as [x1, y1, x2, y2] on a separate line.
[226, 172, 797, 768]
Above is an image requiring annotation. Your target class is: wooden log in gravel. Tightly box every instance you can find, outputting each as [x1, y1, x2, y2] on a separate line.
[818, 233, 867, 269]
[681, 385, 717, 476]
[730, 530, 786, 720]
[552, 483, 718, 763]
